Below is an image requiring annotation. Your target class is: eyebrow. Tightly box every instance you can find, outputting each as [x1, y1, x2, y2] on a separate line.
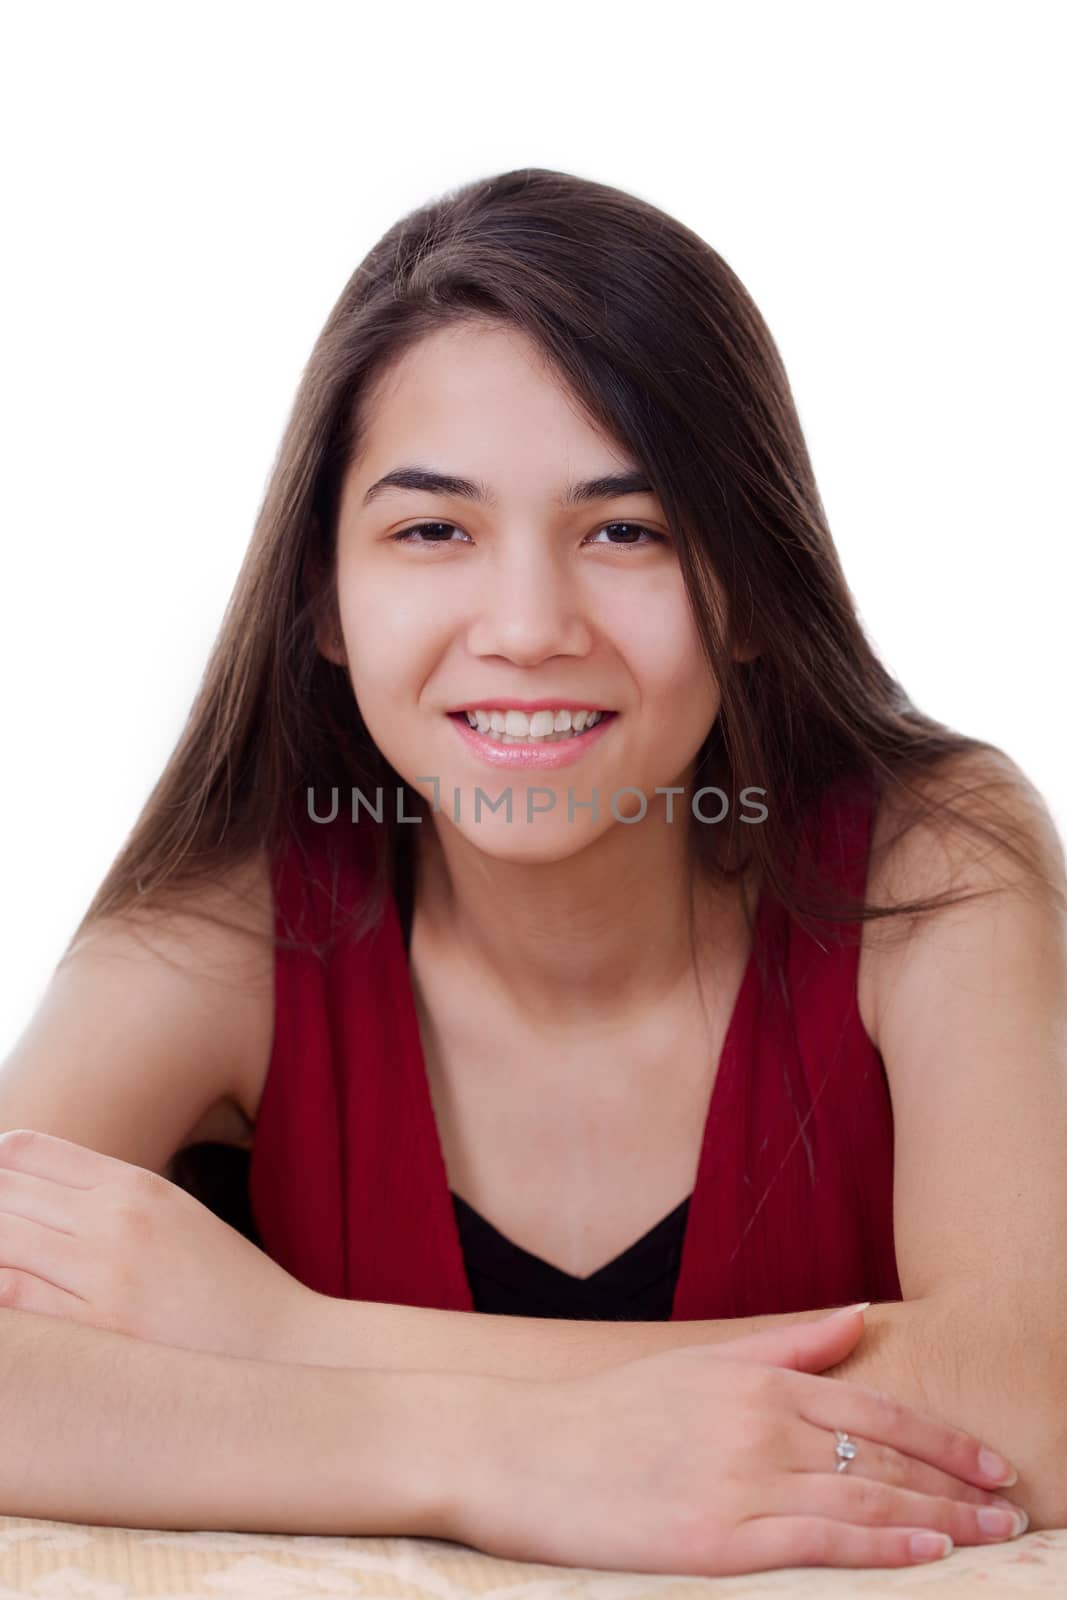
[360, 464, 655, 510]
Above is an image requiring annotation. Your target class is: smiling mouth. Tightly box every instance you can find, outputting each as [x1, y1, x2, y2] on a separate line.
[447, 710, 617, 745]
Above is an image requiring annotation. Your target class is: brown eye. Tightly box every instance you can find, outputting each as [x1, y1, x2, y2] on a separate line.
[390, 522, 468, 545]
[587, 522, 667, 548]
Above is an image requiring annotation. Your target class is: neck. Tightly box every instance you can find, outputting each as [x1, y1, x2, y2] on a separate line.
[405, 792, 755, 1034]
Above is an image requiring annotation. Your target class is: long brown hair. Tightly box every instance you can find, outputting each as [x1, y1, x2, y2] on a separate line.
[65, 166, 1060, 970]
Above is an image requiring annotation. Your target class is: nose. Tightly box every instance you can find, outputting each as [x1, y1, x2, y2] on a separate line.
[463, 540, 595, 664]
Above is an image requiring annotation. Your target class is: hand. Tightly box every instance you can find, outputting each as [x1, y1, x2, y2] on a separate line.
[0, 1128, 305, 1362]
[455, 1307, 1027, 1576]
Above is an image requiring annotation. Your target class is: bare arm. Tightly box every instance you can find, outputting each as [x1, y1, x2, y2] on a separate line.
[0, 1304, 480, 1535]
[275, 1281, 838, 1379]
[269, 1283, 1067, 1531]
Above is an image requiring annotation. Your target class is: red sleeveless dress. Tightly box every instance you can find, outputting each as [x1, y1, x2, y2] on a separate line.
[248, 774, 903, 1319]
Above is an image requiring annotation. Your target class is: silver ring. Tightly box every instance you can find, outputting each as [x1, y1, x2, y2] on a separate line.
[834, 1429, 857, 1473]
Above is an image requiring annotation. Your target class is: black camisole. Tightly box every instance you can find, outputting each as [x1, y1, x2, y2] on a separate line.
[396, 853, 691, 1320]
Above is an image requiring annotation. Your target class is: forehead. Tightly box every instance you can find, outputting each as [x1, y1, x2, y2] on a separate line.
[371, 319, 559, 400]
[350, 321, 620, 471]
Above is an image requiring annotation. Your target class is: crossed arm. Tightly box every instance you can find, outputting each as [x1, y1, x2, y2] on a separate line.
[271, 758, 1067, 1528]
[3, 759, 1065, 1530]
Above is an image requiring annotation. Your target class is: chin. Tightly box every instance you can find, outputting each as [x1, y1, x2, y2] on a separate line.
[448, 818, 600, 867]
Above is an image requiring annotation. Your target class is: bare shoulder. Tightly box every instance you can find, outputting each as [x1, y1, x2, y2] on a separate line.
[66, 848, 275, 1033]
[103, 847, 277, 1131]
[858, 748, 1066, 1049]
[0, 846, 279, 1171]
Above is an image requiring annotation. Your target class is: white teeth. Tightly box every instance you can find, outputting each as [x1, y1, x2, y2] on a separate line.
[461, 707, 606, 743]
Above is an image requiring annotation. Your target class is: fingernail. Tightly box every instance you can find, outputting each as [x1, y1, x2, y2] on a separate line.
[826, 1301, 871, 1319]
[910, 1532, 953, 1561]
[990, 1499, 1029, 1536]
[979, 1448, 1018, 1486]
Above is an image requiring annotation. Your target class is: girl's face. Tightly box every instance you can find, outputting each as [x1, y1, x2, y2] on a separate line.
[325, 319, 723, 863]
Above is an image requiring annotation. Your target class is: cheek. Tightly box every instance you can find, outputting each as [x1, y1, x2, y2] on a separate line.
[612, 591, 718, 715]
[342, 584, 436, 693]
[345, 579, 429, 639]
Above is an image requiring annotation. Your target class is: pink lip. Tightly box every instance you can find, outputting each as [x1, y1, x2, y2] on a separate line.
[446, 697, 615, 714]
[446, 710, 618, 770]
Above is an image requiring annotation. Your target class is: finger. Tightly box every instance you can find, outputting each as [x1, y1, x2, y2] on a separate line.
[0, 1128, 112, 1189]
[712, 1308, 866, 1372]
[0, 1266, 90, 1320]
[0, 1165, 83, 1232]
[0, 1210, 90, 1297]
[724, 1516, 954, 1573]
[794, 1417, 1022, 1513]
[789, 1369, 1017, 1490]
[768, 1471, 1027, 1549]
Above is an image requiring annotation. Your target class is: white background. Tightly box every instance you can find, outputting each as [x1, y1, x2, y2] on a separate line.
[1, 0, 1063, 1047]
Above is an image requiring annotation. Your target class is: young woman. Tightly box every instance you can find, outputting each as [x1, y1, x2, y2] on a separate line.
[1, 167, 1064, 1575]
